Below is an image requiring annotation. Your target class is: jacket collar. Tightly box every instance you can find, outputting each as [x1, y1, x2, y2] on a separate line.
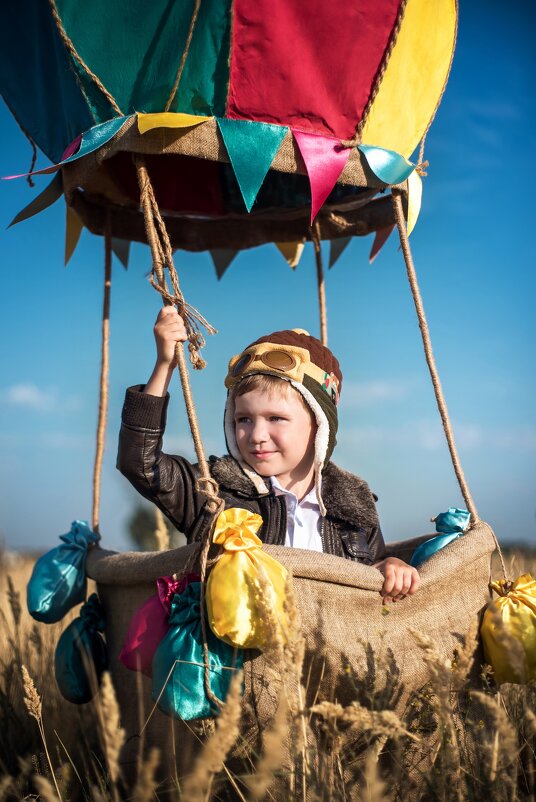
[210, 455, 377, 528]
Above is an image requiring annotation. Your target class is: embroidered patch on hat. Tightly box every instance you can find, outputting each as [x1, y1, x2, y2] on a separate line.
[322, 372, 340, 405]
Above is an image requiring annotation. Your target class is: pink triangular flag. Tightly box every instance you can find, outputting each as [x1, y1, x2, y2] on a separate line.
[369, 225, 395, 264]
[293, 130, 351, 223]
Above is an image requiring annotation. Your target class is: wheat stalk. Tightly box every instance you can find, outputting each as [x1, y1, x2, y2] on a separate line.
[246, 694, 289, 800]
[181, 670, 243, 801]
[95, 672, 126, 795]
[130, 747, 160, 802]
[21, 665, 63, 802]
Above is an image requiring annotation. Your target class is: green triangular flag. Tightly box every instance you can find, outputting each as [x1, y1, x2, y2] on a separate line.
[210, 249, 238, 280]
[329, 237, 351, 268]
[217, 118, 288, 212]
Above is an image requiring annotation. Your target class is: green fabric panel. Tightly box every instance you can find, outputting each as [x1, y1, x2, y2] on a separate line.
[55, 0, 231, 122]
[0, 0, 94, 163]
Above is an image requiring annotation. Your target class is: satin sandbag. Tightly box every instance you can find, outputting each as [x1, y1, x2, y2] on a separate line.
[481, 573, 536, 685]
[119, 573, 199, 676]
[54, 593, 108, 704]
[27, 520, 100, 623]
[152, 581, 243, 721]
[206, 508, 289, 650]
[410, 508, 471, 567]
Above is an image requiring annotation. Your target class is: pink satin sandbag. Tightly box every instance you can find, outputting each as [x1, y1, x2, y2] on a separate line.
[119, 573, 199, 676]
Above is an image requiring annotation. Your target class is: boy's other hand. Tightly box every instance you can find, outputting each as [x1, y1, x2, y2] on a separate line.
[373, 557, 421, 603]
[154, 307, 188, 366]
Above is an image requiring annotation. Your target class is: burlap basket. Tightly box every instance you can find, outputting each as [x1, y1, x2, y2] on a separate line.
[86, 520, 495, 783]
[60, 116, 403, 251]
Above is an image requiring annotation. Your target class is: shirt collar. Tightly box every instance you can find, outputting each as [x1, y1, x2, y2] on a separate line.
[270, 475, 320, 507]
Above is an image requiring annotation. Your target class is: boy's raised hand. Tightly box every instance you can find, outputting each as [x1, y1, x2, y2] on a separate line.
[143, 307, 188, 397]
[373, 556, 421, 603]
[154, 306, 188, 367]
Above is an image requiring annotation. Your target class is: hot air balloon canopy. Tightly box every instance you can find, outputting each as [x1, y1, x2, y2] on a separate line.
[1, 0, 456, 255]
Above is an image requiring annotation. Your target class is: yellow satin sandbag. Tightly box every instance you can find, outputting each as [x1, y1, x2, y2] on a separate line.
[206, 508, 289, 650]
[481, 573, 536, 684]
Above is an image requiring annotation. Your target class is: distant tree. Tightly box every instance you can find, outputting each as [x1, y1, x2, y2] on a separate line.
[127, 504, 186, 551]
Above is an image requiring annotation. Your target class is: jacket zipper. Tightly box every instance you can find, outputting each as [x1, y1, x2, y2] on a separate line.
[320, 516, 327, 552]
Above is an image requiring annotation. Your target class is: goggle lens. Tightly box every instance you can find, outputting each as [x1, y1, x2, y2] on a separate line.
[261, 351, 296, 370]
[231, 353, 254, 377]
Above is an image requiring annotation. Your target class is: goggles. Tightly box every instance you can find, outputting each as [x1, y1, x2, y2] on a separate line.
[225, 342, 340, 405]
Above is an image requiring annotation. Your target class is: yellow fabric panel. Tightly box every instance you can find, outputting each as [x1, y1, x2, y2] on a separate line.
[361, 0, 457, 159]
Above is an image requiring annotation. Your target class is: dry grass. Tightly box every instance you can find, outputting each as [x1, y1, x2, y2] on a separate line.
[0, 549, 535, 801]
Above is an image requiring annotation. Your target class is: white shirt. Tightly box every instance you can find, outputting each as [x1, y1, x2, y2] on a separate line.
[270, 476, 323, 552]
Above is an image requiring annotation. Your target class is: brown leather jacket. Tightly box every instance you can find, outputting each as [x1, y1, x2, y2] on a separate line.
[117, 386, 386, 564]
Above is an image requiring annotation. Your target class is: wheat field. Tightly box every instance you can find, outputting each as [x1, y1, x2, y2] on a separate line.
[1, 549, 535, 802]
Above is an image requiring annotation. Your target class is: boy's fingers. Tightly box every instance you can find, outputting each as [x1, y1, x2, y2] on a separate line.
[407, 570, 421, 595]
[381, 566, 396, 596]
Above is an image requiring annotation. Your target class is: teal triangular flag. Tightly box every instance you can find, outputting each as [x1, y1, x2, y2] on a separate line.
[217, 118, 288, 212]
[329, 237, 351, 269]
[210, 249, 238, 280]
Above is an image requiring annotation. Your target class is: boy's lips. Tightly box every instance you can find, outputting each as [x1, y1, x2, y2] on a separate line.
[251, 450, 275, 459]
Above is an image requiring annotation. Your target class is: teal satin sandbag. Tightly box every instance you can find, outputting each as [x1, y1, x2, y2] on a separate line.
[27, 520, 100, 623]
[54, 593, 108, 704]
[411, 508, 471, 567]
[152, 582, 243, 721]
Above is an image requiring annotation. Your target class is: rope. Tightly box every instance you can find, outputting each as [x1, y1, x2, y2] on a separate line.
[135, 154, 224, 706]
[92, 214, 112, 533]
[13, 118, 37, 187]
[48, 0, 123, 117]
[392, 190, 509, 579]
[391, 191, 478, 519]
[311, 222, 328, 346]
[340, 0, 409, 148]
[164, 0, 202, 112]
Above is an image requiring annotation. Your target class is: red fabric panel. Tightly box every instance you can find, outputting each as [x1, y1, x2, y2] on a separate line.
[226, 0, 402, 139]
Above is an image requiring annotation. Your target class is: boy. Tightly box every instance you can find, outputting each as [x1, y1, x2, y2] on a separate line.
[117, 308, 420, 603]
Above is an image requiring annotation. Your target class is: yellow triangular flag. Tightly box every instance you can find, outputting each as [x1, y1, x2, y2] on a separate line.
[65, 205, 83, 266]
[275, 241, 305, 269]
[137, 113, 211, 134]
[406, 170, 423, 237]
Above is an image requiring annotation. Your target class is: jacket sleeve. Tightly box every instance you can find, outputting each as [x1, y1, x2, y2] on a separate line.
[368, 522, 387, 563]
[116, 385, 204, 537]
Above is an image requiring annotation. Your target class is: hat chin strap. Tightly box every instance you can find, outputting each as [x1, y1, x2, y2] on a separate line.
[223, 381, 330, 516]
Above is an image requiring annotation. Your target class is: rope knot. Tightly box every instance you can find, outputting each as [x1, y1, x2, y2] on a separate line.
[415, 160, 429, 177]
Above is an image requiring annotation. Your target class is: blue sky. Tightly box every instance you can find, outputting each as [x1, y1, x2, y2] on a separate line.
[1, 2, 535, 552]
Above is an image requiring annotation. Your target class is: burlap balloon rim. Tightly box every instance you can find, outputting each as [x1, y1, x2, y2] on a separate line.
[86, 520, 496, 592]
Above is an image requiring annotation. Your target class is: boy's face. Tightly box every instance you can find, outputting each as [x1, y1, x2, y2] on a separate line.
[233, 387, 316, 482]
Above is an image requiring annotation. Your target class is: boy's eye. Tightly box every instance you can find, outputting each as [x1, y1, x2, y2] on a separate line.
[235, 416, 251, 424]
[269, 416, 286, 422]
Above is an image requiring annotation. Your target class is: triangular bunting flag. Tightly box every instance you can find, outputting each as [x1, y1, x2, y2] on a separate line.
[406, 170, 423, 237]
[111, 238, 131, 270]
[276, 241, 305, 269]
[65, 205, 83, 266]
[210, 248, 238, 280]
[369, 225, 395, 264]
[358, 145, 415, 186]
[329, 237, 351, 269]
[137, 112, 211, 134]
[217, 118, 288, 212]
[292, 130, 351, 223]
[8, 172, 63, 227]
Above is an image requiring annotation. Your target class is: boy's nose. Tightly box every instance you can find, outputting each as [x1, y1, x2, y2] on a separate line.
[250, 421, 269, 444]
